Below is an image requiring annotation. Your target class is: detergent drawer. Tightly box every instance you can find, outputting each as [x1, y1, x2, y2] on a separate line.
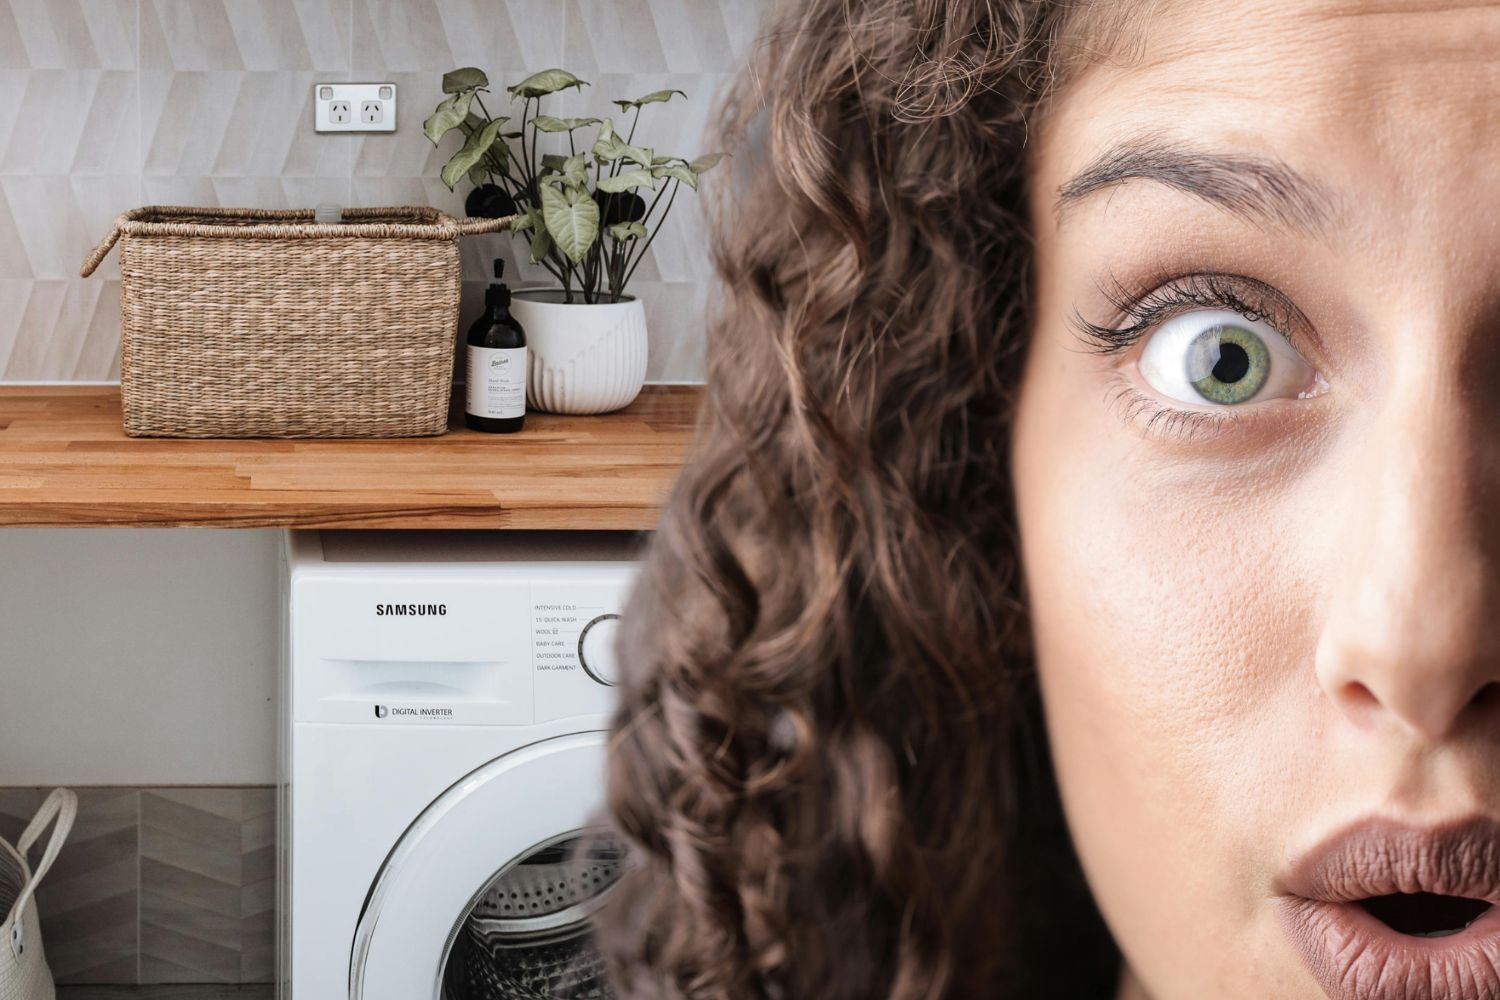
[289, 575, 533, 726]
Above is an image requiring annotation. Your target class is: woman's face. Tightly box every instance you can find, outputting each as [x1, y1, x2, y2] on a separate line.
[1011, 2, 1500, 998]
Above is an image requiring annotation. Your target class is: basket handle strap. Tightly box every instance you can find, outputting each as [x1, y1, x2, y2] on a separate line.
[81, 214, 131, 277]
[7, 788, 77, 959]
[455, 214, 518, 236]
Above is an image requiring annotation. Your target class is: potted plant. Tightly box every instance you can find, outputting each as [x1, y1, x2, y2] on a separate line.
[424, 67, 724, 415]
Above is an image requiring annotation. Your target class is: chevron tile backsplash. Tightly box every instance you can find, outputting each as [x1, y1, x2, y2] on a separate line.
[0, 0, 764, 381]
[0, 786, 277, 986]
[140, 789, 275, 984]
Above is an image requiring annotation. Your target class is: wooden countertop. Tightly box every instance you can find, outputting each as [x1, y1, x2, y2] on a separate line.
[0, 385, 702, 529]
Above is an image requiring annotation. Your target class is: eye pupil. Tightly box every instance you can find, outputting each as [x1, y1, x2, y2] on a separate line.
[1213, 342, 1251, 384]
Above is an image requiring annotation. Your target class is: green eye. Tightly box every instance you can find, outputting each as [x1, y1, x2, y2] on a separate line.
[1138, 308, 1314, 411]
[1185, 324, 1272, 404]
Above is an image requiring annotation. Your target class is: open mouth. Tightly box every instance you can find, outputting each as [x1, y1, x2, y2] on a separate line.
[1273, 816, 1500, 999]
[1355, 892, 1495, 938]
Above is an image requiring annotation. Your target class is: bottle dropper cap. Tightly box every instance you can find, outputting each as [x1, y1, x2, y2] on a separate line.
[485, 258, 510, 310]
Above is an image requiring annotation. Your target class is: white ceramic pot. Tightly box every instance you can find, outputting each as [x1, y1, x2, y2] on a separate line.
[508, 289, 648, 415]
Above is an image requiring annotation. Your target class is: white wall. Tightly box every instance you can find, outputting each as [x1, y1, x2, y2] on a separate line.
[0, 0, 763, 383]
[0, 529, 281, 786]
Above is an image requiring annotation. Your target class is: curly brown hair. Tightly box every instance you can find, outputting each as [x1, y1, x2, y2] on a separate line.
[595, 1, 1146, 996]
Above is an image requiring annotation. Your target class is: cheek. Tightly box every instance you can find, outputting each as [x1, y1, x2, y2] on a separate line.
[1011, 344, 1324, 942]
[1029, 472, 1299, 813]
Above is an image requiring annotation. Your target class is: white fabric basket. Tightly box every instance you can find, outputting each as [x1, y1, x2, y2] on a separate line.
[0, 789, 77, 1000]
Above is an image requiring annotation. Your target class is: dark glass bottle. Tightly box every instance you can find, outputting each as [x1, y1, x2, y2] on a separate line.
[464, 259, 527, 433]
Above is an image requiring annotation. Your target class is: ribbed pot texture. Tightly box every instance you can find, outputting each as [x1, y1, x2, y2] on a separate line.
[509, 290, 648, 415]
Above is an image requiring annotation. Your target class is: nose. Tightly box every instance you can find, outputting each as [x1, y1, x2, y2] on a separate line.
[1313, 360, 1500, 744]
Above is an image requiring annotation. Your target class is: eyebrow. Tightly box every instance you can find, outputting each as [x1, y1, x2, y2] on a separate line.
[1053, 132, 1341, 236]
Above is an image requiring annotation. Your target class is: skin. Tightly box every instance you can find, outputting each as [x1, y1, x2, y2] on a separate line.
[1010, 1, 1500, 997]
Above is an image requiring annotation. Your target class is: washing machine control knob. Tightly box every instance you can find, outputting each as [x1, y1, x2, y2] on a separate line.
[578, 613, 622, 686]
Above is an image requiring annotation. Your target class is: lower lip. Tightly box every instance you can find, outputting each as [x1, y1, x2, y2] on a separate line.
[1275, 895, 1500, 1000]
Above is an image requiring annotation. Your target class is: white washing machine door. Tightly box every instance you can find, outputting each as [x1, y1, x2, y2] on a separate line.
[349, 730, 612, 1000]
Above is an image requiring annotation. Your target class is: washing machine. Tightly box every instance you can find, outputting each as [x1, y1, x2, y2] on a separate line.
[278, 529, 646, 999]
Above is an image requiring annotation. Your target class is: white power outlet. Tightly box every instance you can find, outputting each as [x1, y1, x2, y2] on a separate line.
[314, 83, 396, 133]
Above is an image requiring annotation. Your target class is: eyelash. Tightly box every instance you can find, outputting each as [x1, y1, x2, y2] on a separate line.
[1066, 270, 1311, 443]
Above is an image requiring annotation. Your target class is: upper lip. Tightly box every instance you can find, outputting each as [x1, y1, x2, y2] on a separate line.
[1277, 814, 1500, 906]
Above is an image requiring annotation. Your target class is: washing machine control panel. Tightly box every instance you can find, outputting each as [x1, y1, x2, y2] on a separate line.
[530, 580, 631, 722]
[290, 569, 634, 727]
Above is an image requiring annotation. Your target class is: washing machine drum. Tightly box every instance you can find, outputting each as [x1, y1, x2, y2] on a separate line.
[455, 833, 624, 999]
[349, 732, 624, 1000]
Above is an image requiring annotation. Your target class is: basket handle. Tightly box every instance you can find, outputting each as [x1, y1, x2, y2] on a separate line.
[81, 214, 130, 277]
[455, 214, 519, 236]
[6, 788, 77, 961]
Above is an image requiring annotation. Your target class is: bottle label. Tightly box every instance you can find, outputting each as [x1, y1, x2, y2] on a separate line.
[466, 345, 527, 419]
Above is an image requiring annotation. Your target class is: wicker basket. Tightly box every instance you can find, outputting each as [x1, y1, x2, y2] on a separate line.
[80, 205, 514, 438]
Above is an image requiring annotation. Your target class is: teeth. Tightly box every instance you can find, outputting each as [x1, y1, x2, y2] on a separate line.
[1409, 927, 1465, 938]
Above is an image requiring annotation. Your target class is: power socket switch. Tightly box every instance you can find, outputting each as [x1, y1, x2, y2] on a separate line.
[314, 82, 396, 133]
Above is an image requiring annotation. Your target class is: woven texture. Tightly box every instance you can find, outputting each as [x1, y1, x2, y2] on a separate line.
[0, 901, 50, 1000]
[81, 206, 513, 438]
[0, 833, 52, 1000]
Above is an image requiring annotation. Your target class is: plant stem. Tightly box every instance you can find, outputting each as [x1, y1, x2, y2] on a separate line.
[515, 231, 566, 286]
[621, 178, 678, 291]
[519, 97, 530, 182]
[473, 91, 495, 124]
[607, 238, 625, 301]
[620, 178, 673, 281]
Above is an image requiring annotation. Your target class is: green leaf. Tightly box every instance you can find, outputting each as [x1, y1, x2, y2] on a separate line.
[594, 133, 653, 168]
[482, 139, 509, 173]
[651, 154, 682, 166]
[508, 69, 589, 99]
[591, 134, 620, 162]
[527, 209, 553, 263]
[608, 221, 647, 240]
[442, 67, 489, 94]
[537, 155, 585, 189]
[510, 211, 534, 233]
[441, 116, 506, 190]
[540, 183, 600, 262]
[688, 152, 726, 174]
[597, 168, 656, 193]
[467, 163, 488, 186]
[612, 89, 687, 111]
[531, 115, 603, 133]
[423, 91, 473, 145]
[530, 227, 553, 264]
[471, 113, 511, 168]
[651, 163, 697, 189]
[595, 117, 616, 144]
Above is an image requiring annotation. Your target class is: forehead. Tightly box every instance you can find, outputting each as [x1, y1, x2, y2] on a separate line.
[1036, 0, 1500, 229]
